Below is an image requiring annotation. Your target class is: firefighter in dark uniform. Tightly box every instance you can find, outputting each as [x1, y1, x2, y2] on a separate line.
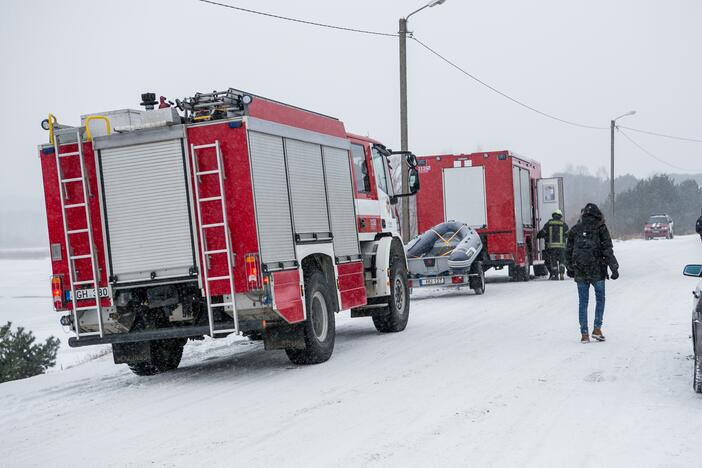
[538, 209, 569, 280]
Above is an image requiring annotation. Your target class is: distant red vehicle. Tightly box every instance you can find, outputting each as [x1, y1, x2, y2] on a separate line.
[644, 214, 675, 240]
[414, 151, 564, 281]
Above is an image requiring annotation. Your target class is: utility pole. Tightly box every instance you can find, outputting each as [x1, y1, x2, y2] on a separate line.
[610, 119, 615, 226]
[399, 17, 409, 242]
[609, 110, 636, 230]
[398, 0, 447, 242]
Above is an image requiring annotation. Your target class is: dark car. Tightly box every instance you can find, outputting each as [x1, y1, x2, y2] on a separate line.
[644, 214, 674, 240]
[684, 264, 702, 392]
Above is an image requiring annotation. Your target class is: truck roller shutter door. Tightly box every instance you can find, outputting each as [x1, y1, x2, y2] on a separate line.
[285, 139, 331, 240]
[322, 146, 360, 260]
[100, 139, 194, 283]
[248, 131, 296, 268]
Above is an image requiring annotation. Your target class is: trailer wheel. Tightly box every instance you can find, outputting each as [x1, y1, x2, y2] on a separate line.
[469, 261, 485, 295]
[127, 338, 185, 376]
[372, 253, 410, 333]
[286, 271, 335, 365]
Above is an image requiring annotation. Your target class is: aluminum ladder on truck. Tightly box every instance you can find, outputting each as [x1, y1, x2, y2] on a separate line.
[190, 140, 239, 337]
[53, 128, 105, 338]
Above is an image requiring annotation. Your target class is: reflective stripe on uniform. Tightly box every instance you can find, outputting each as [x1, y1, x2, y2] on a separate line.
[547, 220, 566, 249]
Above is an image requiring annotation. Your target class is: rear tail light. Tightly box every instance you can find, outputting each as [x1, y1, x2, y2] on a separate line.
[451, 276, 465, 284]
[245, 253, 262, 290]
[51, 275, 65, 310]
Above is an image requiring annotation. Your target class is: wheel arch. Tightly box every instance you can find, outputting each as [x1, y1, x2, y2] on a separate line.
[300, 253, 339, 312]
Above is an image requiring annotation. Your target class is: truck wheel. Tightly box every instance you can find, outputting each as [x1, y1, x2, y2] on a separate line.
[512, 256, 530, 282]
[127, 339, 185, 376]
[372, 253, 410, 333]
[469, 261, 485, 295]
[286, 271, 335, 365]
[521, 252, 531, 282]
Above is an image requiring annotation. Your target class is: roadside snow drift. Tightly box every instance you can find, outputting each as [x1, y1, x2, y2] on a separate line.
[1, 236, 702, 467]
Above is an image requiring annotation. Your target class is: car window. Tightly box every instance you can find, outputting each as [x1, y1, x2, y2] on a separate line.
[648, 216, 668, 224]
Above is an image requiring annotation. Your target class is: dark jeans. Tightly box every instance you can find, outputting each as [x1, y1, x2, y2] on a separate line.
[577, 280, 605, 334]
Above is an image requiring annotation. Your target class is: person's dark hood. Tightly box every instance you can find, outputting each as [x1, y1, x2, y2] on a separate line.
[581, 203, 604, 225]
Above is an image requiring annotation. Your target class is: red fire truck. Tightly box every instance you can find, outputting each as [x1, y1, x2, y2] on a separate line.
[39, 89, 419, 375]
[415, 151, 564, 281]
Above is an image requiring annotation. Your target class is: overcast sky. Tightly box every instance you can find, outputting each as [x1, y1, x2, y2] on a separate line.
[1, 0, 700, 213]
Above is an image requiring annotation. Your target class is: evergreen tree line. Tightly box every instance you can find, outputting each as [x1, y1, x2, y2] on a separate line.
[602, 175, 702, 237]
[554, 167, 702, 238]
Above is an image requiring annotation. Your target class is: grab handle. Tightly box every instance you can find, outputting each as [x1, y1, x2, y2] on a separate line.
[84, 115, 111, 141]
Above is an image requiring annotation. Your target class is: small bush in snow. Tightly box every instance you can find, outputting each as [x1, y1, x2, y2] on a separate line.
[0, 322, 60, 383]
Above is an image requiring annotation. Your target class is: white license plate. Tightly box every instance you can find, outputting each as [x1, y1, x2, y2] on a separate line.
[421, 277, 445, 286]
[71, 287, 109, 301]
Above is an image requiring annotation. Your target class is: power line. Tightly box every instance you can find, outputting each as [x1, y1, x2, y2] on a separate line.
[197, 0, 398, 37]
[617, 128, 700, 172]
[617, 125, 702, 144]
[197, 0, 699, 142]
[410, 35, 609, 131]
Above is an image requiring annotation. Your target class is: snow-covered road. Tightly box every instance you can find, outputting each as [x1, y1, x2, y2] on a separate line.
[2, 236, 702, 467]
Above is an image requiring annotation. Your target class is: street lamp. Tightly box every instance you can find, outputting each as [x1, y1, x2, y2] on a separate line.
[399, 0, 448, 242]
[610, 110, 636, 228]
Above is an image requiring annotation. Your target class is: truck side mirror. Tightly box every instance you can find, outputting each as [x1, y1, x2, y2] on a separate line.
[408, 167, 420, 194]
[406, 153, 418, 169]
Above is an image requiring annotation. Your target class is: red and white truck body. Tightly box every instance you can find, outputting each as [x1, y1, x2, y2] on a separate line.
[39, 89, 417, 372]
[414, 151, 563, 280]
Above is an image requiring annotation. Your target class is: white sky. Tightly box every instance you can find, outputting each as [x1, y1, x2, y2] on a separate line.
[1, 0, 701, 212]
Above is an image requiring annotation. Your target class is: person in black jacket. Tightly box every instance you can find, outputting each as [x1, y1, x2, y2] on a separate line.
[696, 209, 702, 241]
[565, 203, 619, 343]
[537, 209, 569, 280]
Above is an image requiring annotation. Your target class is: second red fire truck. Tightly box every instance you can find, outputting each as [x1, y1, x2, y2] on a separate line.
[415, 151, 564, 281]
[39, 88, 419, 375]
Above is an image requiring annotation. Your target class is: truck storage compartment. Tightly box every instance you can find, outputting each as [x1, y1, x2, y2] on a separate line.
[285, 139, 331, 241]
[247, 131, 297, 269]
[98, 138, 195, 283]
[322, 146, 360, 261]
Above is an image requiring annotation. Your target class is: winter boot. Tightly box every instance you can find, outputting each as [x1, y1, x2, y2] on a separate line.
[592, 328, 606, 342]
[581, 333, 590, 344]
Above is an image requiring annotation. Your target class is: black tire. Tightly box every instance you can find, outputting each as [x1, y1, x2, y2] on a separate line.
[522, 252, 531, 282]
[512, 253, 531, 282]
[694, 354, 702, 394]
[372, 251, 410, 333]
[285, 271, 335, 365]
[533, 263, 549, 277]
[128, 339, 185, 376]
[469, 261, 485, 295]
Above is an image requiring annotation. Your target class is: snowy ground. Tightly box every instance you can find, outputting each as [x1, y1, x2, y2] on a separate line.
[1, 236, 702, 467]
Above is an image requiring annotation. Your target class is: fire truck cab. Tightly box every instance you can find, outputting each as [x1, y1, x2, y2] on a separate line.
[39, 89, 419, 374]
[415, 151, 564, 281]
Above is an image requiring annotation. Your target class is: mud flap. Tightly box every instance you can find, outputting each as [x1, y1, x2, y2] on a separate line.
[263, 324, 306, 350]
[112, 341, 152, 364]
